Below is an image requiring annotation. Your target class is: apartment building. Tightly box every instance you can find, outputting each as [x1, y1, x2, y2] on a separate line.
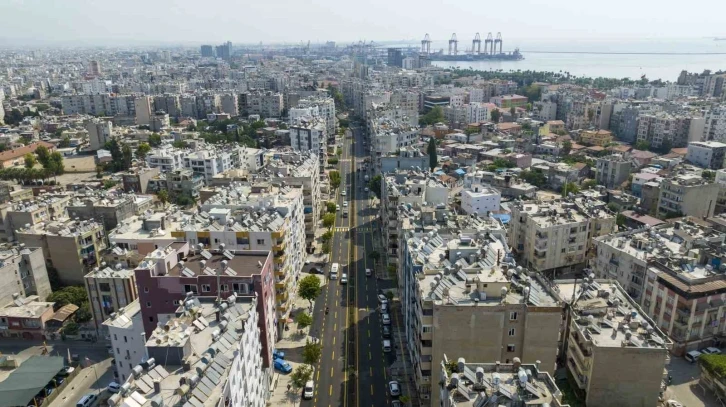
[0, 247, 50, 309]
[146, 145, 186, 172]
[289, 118, 327, 172]
[85, 118, 113, 151]
[121, 167, 160, 194]
[242, 91, 283, 118]
[0, 194, 71, 242]
[61, 94, 136, 117]
[134, 96, 153, 125]
[67, 193, 148, 230]
[174, 183, 305, 331]
[84, 265, 139, 335]
[220, 93, 239, 117]
[556, 279, 671, 407]
[133, 242, 276, 367]
[490, 94, 528, 108]
[152, 94, 181, 118]
[401, 231, 562, 406]
[579, 129, 613, 147]
[369, 117, 419, 160]
[658, 173, 719, 218]
[182, 148, 235, 183]
[108, 211, 182, 255]
[686, 141, 726, 170]
[460, 184, 501, 216]
[703, 105, 726, 142]
[595, 154, 631, 188]
[508, 197, 616, 274]
[438, 357, 568, 407]
[108, 294, 269, 407]
[294, 96, 336, 136]
[637, 112, 705, 149]
[16, 218, 107, 285]
[102, 300, 145, 382]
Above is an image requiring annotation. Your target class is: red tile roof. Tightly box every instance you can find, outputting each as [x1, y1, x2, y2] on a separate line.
[0, 141, 55, 163]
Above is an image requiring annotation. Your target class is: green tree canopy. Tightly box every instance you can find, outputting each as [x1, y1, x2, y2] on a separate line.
[295, 312, 313, 329]
[302, 340, 322, 365]
[136, 142, 151, 162]
[35, 145, 50, 167]
[157, 190, 169, 205]
[24, 153, 36, 169]
[326, 201, 337, 213]
[47, 286, 88, 308]
[290, 365, 313, 389]
[419, 106, 445, 126]
[561, 140, 572, 156]
[297, 275, 322, 308]
[329, 170, 341, 189]
[322, 213, 336, 229]
[490, 109, 501, 123]
[148, 133, 163, 147]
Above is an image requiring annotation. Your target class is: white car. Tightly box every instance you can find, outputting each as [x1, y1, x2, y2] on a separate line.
[341, 273, 348, 284]
[702, 347, 722, 355]
[107, 382, 121, 393]
[382, 313, 391, 325]
[685, 350, 702, 363]
[343, 201, 348, 207]
[341, 190, 347, 196]
[303, 380, 314, 399]
[388, 381, 401, 397]
[380, 303, 389, 314]
[365, 268, 372, 277]
[364, 187, 369, 192]
[378, 294, 388, 305]
[336, 205, 340, 211]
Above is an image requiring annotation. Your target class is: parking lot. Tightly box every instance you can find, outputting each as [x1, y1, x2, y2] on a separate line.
[665, 354, 721, 407]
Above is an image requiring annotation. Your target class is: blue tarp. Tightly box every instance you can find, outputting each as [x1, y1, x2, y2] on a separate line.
[455, 169, 466, 175]
[492, 214, 511, 224]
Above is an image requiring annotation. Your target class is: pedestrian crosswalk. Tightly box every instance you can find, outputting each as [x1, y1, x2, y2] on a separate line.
[333, 227, 375, 233]
[334, 227, 349, 232]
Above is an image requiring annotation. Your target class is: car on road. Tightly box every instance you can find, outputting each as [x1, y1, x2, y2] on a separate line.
[57, 366, 75, 377]
[273, 349, 286, 359]
[685, 350, 702, 363]
[107, 382, 120, 393]
[378, 294, 388, 305]
[76, 393, 98, 407]
[53, 376, 65, 386]
[303, 380, 314, 399]
[274, 358, 293, 374]
[364, 187, 369, 192]
[383, 339, 392, 353]
[365, 268, 372, 277]
[330, 263, 339, 279]
[702, 347, 722, 355]
[341, 190, 346, 196]
[382, 325, 391, 338]
[343, 201, 348, 207]
[382, 313, 391, 325]
[341, 273, 348, 284]
[336, 204, 340, 211]
[380, 303, 389, 314]
[388, 381, 401, 397]
[391, 401, 402, 407]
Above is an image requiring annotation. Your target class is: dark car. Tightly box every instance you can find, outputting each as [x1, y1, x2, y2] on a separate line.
[382, 325, 391, 338]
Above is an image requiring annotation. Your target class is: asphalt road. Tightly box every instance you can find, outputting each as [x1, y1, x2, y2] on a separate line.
[302, 125, 398, 407]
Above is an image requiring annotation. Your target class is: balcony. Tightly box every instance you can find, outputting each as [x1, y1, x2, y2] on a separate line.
[271, 230, 285, 239]
[276, 291, 289, 302]
[274, 254, 286, 264]
[672, 317, 689, 328]
[275, 278, 288, 289]
[534, 249, 546, 259]
[273, 241, 286, 252]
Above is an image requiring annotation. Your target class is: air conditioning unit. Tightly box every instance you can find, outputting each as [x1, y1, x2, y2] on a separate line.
[421, 394, 431, 400]
[421, 376, 430, 383]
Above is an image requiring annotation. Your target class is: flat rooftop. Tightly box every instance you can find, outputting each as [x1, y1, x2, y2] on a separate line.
[103, 299, 141, 329]
[169, 252, 269, 278]
[556, 280, 670, 349]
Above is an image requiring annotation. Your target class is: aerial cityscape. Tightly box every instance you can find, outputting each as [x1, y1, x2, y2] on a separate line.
[2, 3, 726, 407]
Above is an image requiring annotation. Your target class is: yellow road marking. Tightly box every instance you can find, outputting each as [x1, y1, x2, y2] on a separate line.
[332, 351, 335, 360]
[333, 336, 336, 345]
[329, 385, 332, 396]
[317, 370, 320, 380]
[367, 330, 370, 338]
[334, 323, 337, 331]
[370, 385, 374, 395]
[331, 367, 333, 377]
[369, 351, 372, 360]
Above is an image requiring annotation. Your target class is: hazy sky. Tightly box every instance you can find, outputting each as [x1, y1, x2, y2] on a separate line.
[1, 0, 724, 46]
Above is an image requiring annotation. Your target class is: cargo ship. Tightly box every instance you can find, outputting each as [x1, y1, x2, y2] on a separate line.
[426, 48, 524, 61]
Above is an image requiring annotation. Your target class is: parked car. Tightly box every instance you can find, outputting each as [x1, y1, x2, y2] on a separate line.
[365, 269, 372, 277]
[76, 393, 97, 407]
[382, 325, 391, 338]
[377, 294, 388, 305]
[57, 366, 75, 377]
[343, 201, 348, 207]
[702, 347, 722, 355]
[388, 381, 401, 397]
[107, 382, 120, 393]
[382, 313, 391, 325]
[391, 401, 402, 407]
[341, 273, 348, 284]
[380, 303, 389, 314]
[273, 349, 286, 359]
[685, 350, 702, 363]
[53, 376, 65, 386]
[274, 358, 293, 374]
[303, 380, 314, 399]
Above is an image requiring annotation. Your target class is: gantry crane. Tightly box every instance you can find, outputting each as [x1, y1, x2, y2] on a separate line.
[421, 33, 431, 54]
[472, 33, 481, 55]
[485, 32, 494, 55]
[494, 32, 503, 54]
[448, 33, 458, 55]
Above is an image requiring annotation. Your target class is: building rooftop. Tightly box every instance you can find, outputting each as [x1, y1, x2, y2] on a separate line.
[86, 265, 136, 280]
[103, 299, 141, 329]
[0, 295, 53, 318]
[439, 357, 568, 407]
[556, 280, 671, 349]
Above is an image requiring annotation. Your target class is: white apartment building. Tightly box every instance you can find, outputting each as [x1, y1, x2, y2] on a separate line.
[289, 118, 327, 171]
[686, 141, 726, 170]
[85, 118, 113, 151]
[84, 266, 139, 336]
[81, 79, 111, 94]
[183, 149, 234, 183]
[658, 174, 719, 218]
[225, 295, 267, 407]
[103, 300, 146, 382]
[508, 197, 616, 273]
[296, 96, 336, 137]
[460, 185, 501, 216]
[466, 102, 495, 123]
[637, 112, 706, 148]
[244, 91, 283, 118]
[146, 146, 185, 172]
[220, 94, 239, 117]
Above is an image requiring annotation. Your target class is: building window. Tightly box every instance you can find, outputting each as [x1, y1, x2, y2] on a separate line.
[221, 284, 229, 292]
[508, 328, 515, 336]
[256, 239, 265, 245]
[173, 300, 180, 306]
[114, 334, 117, 340]
[99, 283, 111, 292]
[146, 302, 151, 308]
[124, 336, 127, 343]
[148, 316, 154, 323]
[422, 326, 432, 333]
[201, 284, 211, 292]
[184, 284, 198, 294]
[509, 312, 518, 321]
[144, 287, 149, 293]
[507, 344, 516, 352]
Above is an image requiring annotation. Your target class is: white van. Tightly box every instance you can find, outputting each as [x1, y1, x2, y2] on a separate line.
[330, 263, 339, 280]
[383, 339, 392, 353]
[685, 350, 702, 363]
[76, 394, 98, 407]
